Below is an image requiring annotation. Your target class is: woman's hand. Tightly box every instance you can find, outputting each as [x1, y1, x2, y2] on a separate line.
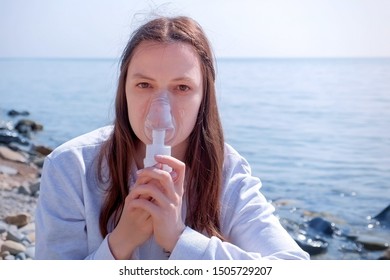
[108, 185, 154, 259]
[129, 155, 186, 253]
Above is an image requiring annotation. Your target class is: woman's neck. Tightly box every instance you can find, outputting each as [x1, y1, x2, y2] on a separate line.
[172, 139, 188, 163]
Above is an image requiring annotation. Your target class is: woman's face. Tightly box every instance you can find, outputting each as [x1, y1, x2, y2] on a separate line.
[125, 41, 203, 158]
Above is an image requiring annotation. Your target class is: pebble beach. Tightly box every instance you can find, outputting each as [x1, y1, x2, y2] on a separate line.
[0, 111, 48, 260]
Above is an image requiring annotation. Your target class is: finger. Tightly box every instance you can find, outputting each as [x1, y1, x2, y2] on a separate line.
[124, 195, 151, 216]
[134, 177, 164, 197]
[135, 175, 152, 186]
[130, 184, 171, 206]
[154, 155, 185, 193]
[129, 208, 151, 221]
[128, 196, 160, 218]
[134, 164, 164, 185]
[136, 168, 176, 199]
[154, 155, 185, 178]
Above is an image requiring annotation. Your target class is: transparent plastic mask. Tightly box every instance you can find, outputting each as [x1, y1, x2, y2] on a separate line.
[144, 94, 175, 145]
[143, 92, 176, 169]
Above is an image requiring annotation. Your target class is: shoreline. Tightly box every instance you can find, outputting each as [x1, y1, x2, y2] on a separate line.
[0, 111, 49, 260]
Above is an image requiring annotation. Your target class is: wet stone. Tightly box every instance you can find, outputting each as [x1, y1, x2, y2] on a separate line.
[8, 110, 30, 117]
[373, 204, 390, 228]
[378, 248, 390, 260]
[339, 242, 363, 254]
[293, 232, 329, 256]
[356, 234, 390, 251]
[307, 217, 335, 236]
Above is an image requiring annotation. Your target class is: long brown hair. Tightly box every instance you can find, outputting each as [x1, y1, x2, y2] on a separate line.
[98, 16, 225, 240]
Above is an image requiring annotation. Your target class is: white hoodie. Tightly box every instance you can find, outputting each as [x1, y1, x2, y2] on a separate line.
[35, 126, 309, 260]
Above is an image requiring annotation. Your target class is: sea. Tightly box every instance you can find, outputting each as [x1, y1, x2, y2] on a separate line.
[1, 57, 389, 259]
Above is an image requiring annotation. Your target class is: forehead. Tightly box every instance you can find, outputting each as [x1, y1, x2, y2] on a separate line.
[128, 41, 202, 78]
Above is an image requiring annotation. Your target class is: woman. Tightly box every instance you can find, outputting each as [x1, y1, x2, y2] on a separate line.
[35, 16, 309, 260]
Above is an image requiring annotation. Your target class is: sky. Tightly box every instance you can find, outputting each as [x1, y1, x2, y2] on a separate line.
[1, 0, 390, 58]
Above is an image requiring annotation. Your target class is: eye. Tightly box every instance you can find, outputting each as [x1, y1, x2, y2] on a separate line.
[177, 84, 190, 92]
[136, 82, 151, 89]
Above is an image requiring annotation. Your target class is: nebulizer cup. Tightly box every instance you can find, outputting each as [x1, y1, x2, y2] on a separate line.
[143, 92, 175, 171]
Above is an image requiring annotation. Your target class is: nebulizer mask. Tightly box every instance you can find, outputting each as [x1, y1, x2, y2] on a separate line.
[143, 92, 175, 171]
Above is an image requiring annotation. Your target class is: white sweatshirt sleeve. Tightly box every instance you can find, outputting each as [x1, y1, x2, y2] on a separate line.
[169, 145, 309, 260]
[35, 154, 114, 260]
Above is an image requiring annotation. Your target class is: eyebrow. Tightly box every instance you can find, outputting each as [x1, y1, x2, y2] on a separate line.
[130, 73, 196, 83]
[130, 73, 155, 80]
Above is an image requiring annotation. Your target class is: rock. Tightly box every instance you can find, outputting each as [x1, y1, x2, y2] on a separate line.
[32, 156, 45, 168]
[15, 119, 43, 136]
[0, 113, 46, 261]
[293, 232, 328, 256]
[0, 146, 28, 163]
[25, 246, 35, 259]
[19, 222, 35, 234]
[17, 181, 40, 197]
[7, 110, 30, 117]
[15, 252, 27, 260]
[339, 242, 363, 254]
[356, 234, 390, 251]
[307, 217, 335, 235]
[4, 254, 16, 260]
[1, 250, 10, 259]
[18, 185, 32, 196]
[0, 164, 18, 175]
[373, 204, 390, 228]
[1, 240, 26, 255]
[0, 157, 40, 190]
[378, 248, 390, 260]
[0, 120, 14, 130]
[4, 213, 31, 228]
[34, 145, 52, 156]
[0, 130, 31, 146]
[6, 226, 25, 243]
[26, 231, 35, 243]
[8, 141, 33, 153]
[0, 221, 8, 234]
[29, 181, 40, 196]
[0, 189, 38, 221]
